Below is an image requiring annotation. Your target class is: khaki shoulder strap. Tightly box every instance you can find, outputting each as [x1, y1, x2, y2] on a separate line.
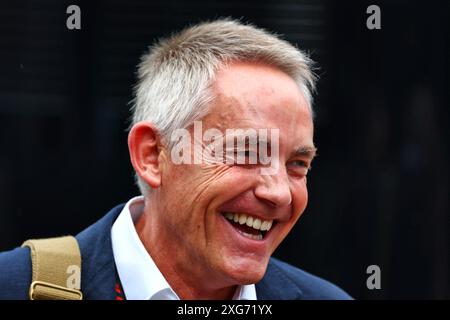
[22, 236, 83, 300]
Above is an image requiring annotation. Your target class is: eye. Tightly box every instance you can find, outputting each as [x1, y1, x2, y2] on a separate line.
[287, 160, 310, 176]
[289, 160, 309, 168]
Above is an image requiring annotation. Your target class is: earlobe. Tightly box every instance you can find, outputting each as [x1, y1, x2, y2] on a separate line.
[128, 122, 162, 189]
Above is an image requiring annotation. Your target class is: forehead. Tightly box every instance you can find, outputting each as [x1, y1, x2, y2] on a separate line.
[204, 62, 313, 140]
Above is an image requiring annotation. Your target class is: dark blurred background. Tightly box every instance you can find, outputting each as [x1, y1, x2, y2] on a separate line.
[0, 0, 448, 299]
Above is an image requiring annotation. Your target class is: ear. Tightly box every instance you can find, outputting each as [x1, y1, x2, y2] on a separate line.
[128, 122, 163, 190]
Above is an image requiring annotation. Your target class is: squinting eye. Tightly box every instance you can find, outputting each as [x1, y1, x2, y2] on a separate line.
[289, 160, 309, 168]
[287, 160, 311, 177]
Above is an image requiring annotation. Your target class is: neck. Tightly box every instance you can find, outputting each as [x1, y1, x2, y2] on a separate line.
[135, 203, 237, 300]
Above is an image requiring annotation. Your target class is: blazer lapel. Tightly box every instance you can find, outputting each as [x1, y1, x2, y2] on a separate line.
[255, 259, 304, 300]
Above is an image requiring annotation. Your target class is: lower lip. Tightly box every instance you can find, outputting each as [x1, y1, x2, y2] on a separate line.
[218, 213, 273, 254]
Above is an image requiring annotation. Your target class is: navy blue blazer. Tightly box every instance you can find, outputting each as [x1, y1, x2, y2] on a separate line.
[0, 204, 351, 300]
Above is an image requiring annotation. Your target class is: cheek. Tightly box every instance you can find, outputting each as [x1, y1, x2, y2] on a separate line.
[159, 164, 204, 221]
[291, 178, 309, 221]
[163, 162, 204, 195]
[161, 162, 235, 220]
[269, 178, 308, 253]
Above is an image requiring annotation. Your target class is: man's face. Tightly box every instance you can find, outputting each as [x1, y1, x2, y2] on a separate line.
[157, 62, 315, 288]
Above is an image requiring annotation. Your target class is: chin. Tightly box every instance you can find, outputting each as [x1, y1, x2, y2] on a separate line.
[220, 256, 269, 285]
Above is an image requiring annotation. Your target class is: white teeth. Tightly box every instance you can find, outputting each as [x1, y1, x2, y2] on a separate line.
[260, 221, 269, 231]
[236, 229, 263, 240]
[223, 212, 273, 232]
[253, 218, 261, 230]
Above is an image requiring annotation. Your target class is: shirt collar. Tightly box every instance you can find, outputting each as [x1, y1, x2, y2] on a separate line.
[111, 196, 179, 300]
[111, 196, 257, 300]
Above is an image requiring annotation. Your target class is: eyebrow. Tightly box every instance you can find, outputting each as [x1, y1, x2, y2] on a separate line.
[292, 145, 318, 159]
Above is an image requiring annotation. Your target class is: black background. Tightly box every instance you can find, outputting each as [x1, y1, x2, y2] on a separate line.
[0, 0, 448, 299]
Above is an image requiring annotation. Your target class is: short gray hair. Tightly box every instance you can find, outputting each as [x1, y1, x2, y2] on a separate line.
[130, 18, 317, 195]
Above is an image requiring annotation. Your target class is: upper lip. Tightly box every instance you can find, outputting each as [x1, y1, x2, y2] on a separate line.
[221, 211, 276, 222]
[218, 200, 291, 222]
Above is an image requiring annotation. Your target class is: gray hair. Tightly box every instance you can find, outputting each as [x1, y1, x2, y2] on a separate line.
[130, 19, 317, 195]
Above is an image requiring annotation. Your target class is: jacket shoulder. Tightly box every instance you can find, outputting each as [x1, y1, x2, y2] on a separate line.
[0, 247, 31, 299]
[257, 257, 352, 300]
[0, 203, 124, 301]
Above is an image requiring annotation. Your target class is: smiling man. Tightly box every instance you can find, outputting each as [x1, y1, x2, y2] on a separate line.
[0, 19, 351, 300]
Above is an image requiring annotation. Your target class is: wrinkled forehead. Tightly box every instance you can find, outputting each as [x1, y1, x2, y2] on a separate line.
[203, 62, 313, 138]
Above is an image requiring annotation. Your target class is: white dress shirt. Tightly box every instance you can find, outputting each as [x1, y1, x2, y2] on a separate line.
[111, 196, 257, 300]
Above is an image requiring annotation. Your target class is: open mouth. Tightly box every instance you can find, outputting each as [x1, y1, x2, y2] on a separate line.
[221, 212, 274, 241]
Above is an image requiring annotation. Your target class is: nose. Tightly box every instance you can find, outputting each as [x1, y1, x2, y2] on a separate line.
[254, 169, 292, 207]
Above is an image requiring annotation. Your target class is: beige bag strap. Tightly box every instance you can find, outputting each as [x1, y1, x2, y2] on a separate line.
[22, 236, 83, 300]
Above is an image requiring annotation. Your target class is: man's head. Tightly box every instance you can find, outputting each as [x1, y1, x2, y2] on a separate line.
[128, 19, 317, 294]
